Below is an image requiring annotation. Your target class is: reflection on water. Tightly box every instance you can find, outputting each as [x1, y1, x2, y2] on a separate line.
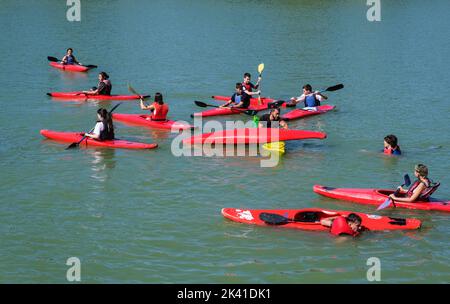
[149, 129, 172, 140]
[55, 69, 89, 81]
[87, 149, 116, 182]
[382, 153, 400, 169]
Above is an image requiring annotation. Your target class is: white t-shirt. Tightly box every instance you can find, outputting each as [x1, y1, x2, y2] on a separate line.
[92, 122, 104, 136]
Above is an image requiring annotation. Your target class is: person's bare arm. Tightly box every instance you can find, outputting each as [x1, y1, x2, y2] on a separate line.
[390, 183, 426, 202]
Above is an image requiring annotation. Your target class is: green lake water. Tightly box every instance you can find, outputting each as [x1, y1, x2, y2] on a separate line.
[0, 0, 449, 283]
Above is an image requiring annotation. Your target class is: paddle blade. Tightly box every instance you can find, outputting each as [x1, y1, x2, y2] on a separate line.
[267, 100, 285, 109]
[65, 142, 78, 150]
[376, 198, 392, 211]
[85, 65, 98, 69]
[194, 101, 208, 108]
[258, 63, 265, 75]
[404, 174, 411, 187]
[244, 110, 258, 116]
[127, 84, 140, 96]
[325, 84, 344, 92]
[259, 213, 289, 225]
[47, 56, 59, 62]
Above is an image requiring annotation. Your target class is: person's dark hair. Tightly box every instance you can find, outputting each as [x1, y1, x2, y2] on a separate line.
[99, 72, 109, 80]
[244, 72, 251, 78]
[347, 213, 362, 225]
[67, 48, 73, 52]
[154, 92, 164, 105]
[235, 82, 243, 89]
[303, 84, 312, 91]
[384, 134, 398, 147]
[97, 108, 114, 137]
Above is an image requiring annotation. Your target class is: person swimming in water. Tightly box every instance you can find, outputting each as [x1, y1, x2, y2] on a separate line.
[383, 134, 401, 155]
[321, 213, 363, 237]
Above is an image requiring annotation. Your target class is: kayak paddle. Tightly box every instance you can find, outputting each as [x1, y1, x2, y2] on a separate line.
[128, 84, 151, 102]
[286, 84, 344, 107]
[257, 63, 264, 105]
[65, 102, 122, 150]
[376, 174, 411, 211]
[260, 212, 320, 225]
[47, 56, 97, 69]
[193, 101, 258, 116]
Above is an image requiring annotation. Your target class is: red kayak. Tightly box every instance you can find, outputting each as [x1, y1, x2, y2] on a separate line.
[183, 128, 327, 145]
[313, 185, 450, 212]
[191, 103, 268, 118]
[47, 92, 149, 101]
[221, 208, 422, 231]
[40, 130, 158, 150]
[112, 113, 194, 130]
[282, 105, 336, 121]
[212, 95, 275, 105]
[49, 62, 92, 72]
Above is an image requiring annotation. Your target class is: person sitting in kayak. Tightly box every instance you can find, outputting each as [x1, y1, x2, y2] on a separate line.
[320, 213, 363, 237]
[61, 48, 81, 65]
[220, 83, 251, 108]
[241, 72, 261, 97]
[140, 92, 169, 121]
[83, 72, 112, 96]
[84, 108, 115, 141]
[389, 164, 440, 202]
[287, 84, 328, 108]
[258, 108, 288, 129]
[383, 134, 401, 155]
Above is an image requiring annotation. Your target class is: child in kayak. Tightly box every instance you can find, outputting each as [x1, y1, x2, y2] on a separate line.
[258, 108, 288, 129]
[83, 72, 112, 96]
[220, 83, 251, 108]
[241, 72, 261, 97]
[320, 213, 363, 237]
[140, 92, 169, 121]
[61, 48, 81, 65]
[389, 164, 440, 202]
[383, 134, 401, 155]
[287, 84, 328, 108]
[85, 108, 115, 140]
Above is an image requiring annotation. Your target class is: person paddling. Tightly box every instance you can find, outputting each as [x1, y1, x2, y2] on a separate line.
[140, 92, 169, 121]
[389, 164, 440, 203]
[241, 72, 261, 97]
[61, 48, 81, 65]
[258, 108, 288, 129]
[220, 83, 251, 109]
[84, 108, 115, 141]
[287, 84, 328, 108]
[320, 213, 363, 237]
[83, 72, 112, 96]
[383, 134, 402, 155]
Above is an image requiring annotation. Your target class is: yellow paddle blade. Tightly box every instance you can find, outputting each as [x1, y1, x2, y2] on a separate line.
[258, 63, 265, 74]
[263, 141, 285, 154]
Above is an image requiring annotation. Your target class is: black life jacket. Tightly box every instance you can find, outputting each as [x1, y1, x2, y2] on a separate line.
[99, 121, 114, 140]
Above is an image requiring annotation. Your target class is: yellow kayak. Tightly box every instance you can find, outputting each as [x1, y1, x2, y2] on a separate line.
[262, 141, 285, 154]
